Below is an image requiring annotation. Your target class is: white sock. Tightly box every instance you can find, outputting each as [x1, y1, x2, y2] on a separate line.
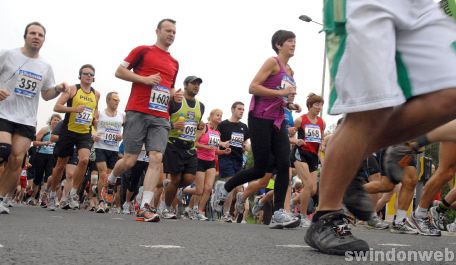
[300, 213, 308, 220]
[414, 206, 428, 219]
[49, 191, 56, 199]
[141, 191, 154, 208]
[371, 212, 378, 218]
[108, 173, 118, 184]
[395, 210, 407, 224]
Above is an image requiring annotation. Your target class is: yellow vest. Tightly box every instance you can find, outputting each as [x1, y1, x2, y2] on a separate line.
[65, 85, 97, 134]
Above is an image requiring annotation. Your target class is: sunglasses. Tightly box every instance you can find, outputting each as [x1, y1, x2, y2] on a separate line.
[81, 72, 95, 77]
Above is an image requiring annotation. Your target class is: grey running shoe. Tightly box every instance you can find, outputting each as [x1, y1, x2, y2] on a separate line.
[196, 212, 209, 221]
[162, 208, 177, 219]
[408, 213, 441, 236]
[69, 194, 80, 210]
[390, 218, 418, 234]
[96, 201, 107, 213]
[447, 222, 456, 232]
[222, 214, 233, 223]
[48, 196, 56, 211]
[252, 196, 264, 216]
[300, 218, 311, 228]
[213, 181, 228, 207]
[4, 197, 13, 207]
[122, 201, 132, 215]
[210, 193, 223, 213]
[235, 192, 245, 214]
[430, 206, 446, 231]
[26, 198, 37, 206]
[305, 210, 369, 255]
[0, 199, 10, 214]
[343, 175, 373, 221]
[367, 215, 389, 230]
[269, 209, 300, 229]
[40, 193, 48, 208]
[60, 199, 71, 210]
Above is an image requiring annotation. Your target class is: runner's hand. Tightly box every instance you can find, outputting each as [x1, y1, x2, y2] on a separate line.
[173, 89, 183, 103]
[75, 105, 86, 113]
[0, 89, 11, 101]
[143, 73, 161, 86]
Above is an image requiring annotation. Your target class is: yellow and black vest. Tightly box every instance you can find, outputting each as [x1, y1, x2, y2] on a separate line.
[63, 84, 97, 134]
[169, 98, 202, 147]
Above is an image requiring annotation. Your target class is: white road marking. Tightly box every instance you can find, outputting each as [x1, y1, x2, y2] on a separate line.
[140, 245, 184, 249]
[50, 216, 63, 218]
[112, 217, 124, 220]
[378, 243, 410, 247]
[276, 244, 310, 248]
[0, 244, 3, 248]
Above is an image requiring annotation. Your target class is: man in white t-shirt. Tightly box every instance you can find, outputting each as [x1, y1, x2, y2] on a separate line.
[0, 22, 68, 214]
[93, 92, 124, 213]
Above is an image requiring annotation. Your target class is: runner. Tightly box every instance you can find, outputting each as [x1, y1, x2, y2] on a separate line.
[162, 76, 205, 219]
[47, 64, 100, 211]
[107, 18, 182, 223]
[0, 22, 68, 214]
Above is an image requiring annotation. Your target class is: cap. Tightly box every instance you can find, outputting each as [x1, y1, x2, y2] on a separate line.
[184, 76, 203, 85]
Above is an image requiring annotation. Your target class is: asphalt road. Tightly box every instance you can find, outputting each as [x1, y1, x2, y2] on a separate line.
[1, 205, 455, 265]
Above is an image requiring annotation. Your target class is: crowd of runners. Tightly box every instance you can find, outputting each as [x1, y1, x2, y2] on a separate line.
[1, 0, 456, 257]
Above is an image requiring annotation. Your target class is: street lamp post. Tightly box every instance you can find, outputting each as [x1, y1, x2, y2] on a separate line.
[299, 15, 326, 118]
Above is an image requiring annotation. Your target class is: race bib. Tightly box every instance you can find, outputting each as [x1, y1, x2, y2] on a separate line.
[102, 128, 120, 146]
[149, 85, 170, 112]
[75, 107, 93, 125]
[280, 75, 296, 103]
[230, 132, 244, 148]
[304, 124, 321, 143]
[179, 120, 197, 142]
[208, 132, 220, 147]
[14, 70, 42, 98]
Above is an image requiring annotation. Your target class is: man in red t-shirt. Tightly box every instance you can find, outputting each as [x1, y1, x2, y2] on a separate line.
[108, 18, 183, 222]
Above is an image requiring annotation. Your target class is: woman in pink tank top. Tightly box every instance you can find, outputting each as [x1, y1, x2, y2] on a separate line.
[183, 109, 231, 220]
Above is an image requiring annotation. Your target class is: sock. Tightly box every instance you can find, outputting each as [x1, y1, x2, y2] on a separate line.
[141, 191, 154, 208]
[108, 173, 118, 185]
[49, 191, 56, 199]
[70, 188, 78, 196]
[395, 210, 407, 224]
[312, 210, 340, 222]
[300, 213, 308, 220]
[414, 206, 428, 219]
[371, 212, 378, 219]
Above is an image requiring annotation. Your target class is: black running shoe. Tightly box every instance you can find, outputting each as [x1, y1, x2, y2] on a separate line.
[305, 210, 369, 256]
[343, 174, 373, 221]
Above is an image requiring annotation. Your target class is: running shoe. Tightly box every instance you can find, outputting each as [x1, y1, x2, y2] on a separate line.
[60, 199, 71, 210]
[122, 201, 132, 215]
[300, 218, 311, 228]
[235, 192, 245, 214]
[251, 196, 264, 216]
[196, 212, 209, 221]
[0, 199, 10, 214]
[136, 203, 160, 222]
[408, 213, 441, 236]
[161, 208, 177, 219]
[222, 214, 233, 223]
[305, 210, 369, 255]
[96, 201, 107, 213]
[390, 218, 418, 234]
[367, 215, 389, 230]
[269, 209, 300, 229]
[48, 196, 56, 211]
[69, 194, 80, 210]
[213, 181, 228, 207]
[429, 206, 447, 231]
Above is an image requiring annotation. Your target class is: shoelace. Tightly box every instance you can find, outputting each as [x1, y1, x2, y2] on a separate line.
[326, 214, 353, 238]
[333, 222, 353, 238]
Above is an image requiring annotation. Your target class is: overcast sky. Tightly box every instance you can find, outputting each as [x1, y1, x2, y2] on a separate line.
[1, 0, 342, 130]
